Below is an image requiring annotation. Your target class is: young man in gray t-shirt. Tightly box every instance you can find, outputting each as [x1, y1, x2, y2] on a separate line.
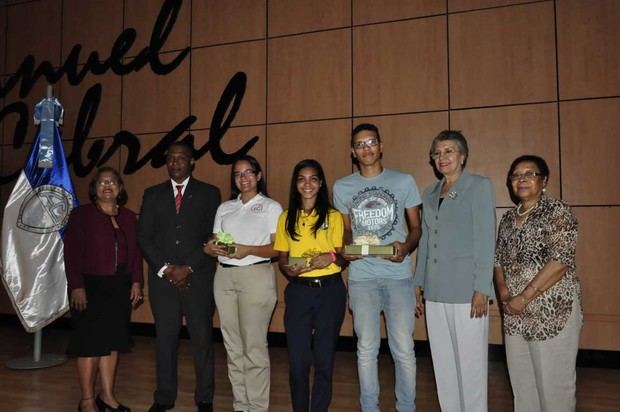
[333, 123, 422, 412]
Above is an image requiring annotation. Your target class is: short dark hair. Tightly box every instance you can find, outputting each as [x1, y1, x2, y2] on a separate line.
[88, 166, 128, 206]
[351, 123, 381, 147]
[430, 130, 469, 168]
[229, 155, 267, 200]
[166, 141, 194, 159]
[507, 155, 550, 186]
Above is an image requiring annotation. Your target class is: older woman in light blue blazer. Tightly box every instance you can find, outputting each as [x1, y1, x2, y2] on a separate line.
[413, 130, 496, 412]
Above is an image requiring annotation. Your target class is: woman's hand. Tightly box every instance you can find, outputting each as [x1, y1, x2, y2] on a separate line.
[202, 239, 229, 257]
[504, 294, 527, 315]
[130, 282, 143, 308]
[497, 284, 511, 314]
[310, 253, 333, 269]
[497, 284, 510, 305]
[283, 264, 313, 277]
[414, 286, 424, 318]
[470, 291, 488, 318]
[227, 244, 249, 259]
[71, 288, 88, 311]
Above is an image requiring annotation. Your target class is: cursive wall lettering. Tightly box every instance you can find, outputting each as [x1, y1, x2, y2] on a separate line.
[0, 0, 258, 184]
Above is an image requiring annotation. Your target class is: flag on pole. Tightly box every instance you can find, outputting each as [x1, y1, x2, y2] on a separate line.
[1, 96, 78, 332]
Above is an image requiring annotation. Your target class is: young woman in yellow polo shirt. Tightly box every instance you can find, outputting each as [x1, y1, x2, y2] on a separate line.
[274, 159, 347, 412]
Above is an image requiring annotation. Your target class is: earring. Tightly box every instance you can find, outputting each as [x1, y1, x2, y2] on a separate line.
[542, 187, 547, 193]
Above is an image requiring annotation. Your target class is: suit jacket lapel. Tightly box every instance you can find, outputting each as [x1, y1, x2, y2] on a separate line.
[430, 169, 470, 214]
[429, 180, 442, 214]
[451, 169, 470, 199]
[177, 177, 195, 215]
[158, 181, 175, 215]
[440, 169, 471, 212]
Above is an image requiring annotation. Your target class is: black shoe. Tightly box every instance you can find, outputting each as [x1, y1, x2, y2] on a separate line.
[197, 403, 213, 412]
[95, 395, 130, 412]
[147, 403, 174, 412]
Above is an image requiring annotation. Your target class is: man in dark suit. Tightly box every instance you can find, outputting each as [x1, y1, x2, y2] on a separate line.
[138, 141, 220, 412]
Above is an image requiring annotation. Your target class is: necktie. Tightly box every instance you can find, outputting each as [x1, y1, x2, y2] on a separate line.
[175, 185, 183, 214]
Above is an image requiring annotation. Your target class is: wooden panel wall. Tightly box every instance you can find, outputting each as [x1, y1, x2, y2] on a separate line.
[0, 0, 618, 350]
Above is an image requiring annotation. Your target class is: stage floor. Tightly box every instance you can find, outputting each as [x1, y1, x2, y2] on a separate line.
[1, 321, 618, 411]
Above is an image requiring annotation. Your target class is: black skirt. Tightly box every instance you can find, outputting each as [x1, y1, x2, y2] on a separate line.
[67, 270, 132, 357]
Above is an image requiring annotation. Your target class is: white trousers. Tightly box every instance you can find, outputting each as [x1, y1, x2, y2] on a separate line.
[426, 301, 489, 412]
[505, 298, 582, 412]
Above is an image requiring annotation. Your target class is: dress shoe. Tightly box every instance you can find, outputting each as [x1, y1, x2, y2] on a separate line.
[95, 395, 130, 412]
[147, 403, 174, 412]
[197, 403, 213, 412]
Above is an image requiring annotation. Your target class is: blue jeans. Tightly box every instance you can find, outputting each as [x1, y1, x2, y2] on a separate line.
[349, 277, 416, 412]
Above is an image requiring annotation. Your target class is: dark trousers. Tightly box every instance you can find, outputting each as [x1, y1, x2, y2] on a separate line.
[148, 272, 215, 406]
[284, 275, 347, 412]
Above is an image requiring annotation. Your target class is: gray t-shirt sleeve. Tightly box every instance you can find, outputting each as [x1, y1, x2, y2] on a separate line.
[404, 174, 422, 209]
[332, 180, 349, 215]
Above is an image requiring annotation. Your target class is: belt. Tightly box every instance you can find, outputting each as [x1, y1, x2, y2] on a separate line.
[289, 273, 342, 288]
[219, 260, 271, 268]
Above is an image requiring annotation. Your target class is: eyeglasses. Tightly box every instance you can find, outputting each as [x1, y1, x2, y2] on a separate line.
[233, 169, 257, 179]
[97, 179, 118, 186]
[509, 171, 543, 181]
[430, 148, 459, 160]
[352, 138, 380, 150]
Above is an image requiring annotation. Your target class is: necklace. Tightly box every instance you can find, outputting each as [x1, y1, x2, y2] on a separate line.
[516, 201, 538, 217]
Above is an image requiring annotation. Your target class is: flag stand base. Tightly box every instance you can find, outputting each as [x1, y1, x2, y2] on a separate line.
[6, 353, 67, 370]
[5, 329, 67, 370]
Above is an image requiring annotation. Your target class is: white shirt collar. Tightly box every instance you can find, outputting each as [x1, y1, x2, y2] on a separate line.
[170, 176, 190, 195]
[236, 192, 263, 205]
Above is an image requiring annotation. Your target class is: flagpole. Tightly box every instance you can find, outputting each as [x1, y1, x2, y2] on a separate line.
[5, 329, 67, 370]
[3, 85, 69, 370]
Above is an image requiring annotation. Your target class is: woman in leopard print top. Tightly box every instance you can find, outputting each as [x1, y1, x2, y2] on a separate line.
[494, 155, 582, 412]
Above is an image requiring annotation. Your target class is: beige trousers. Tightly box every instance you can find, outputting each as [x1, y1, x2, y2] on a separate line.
[214, 263, 277, 412]
[505, 297, 582, 412]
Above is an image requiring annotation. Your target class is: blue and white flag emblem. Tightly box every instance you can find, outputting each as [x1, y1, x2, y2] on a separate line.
[1, 103, 78, 332]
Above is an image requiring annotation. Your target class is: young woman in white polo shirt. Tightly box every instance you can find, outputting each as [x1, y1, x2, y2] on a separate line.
[203, 155, 282, 412]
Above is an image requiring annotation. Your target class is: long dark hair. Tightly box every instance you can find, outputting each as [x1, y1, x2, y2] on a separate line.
[229, 155, 267, 200]
[285, 159, 332, 241]
[88, 166, 128, 206]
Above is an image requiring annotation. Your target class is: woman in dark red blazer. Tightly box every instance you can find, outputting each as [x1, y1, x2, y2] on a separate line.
[64, 167, 143, 412]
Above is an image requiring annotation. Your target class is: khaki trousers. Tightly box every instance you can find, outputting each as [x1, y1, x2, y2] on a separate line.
[214, 263, 277, 412]
[505, 297, 582, 412]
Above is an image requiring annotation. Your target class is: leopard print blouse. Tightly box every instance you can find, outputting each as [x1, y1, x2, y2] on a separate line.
[495, 195, 582, 341]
